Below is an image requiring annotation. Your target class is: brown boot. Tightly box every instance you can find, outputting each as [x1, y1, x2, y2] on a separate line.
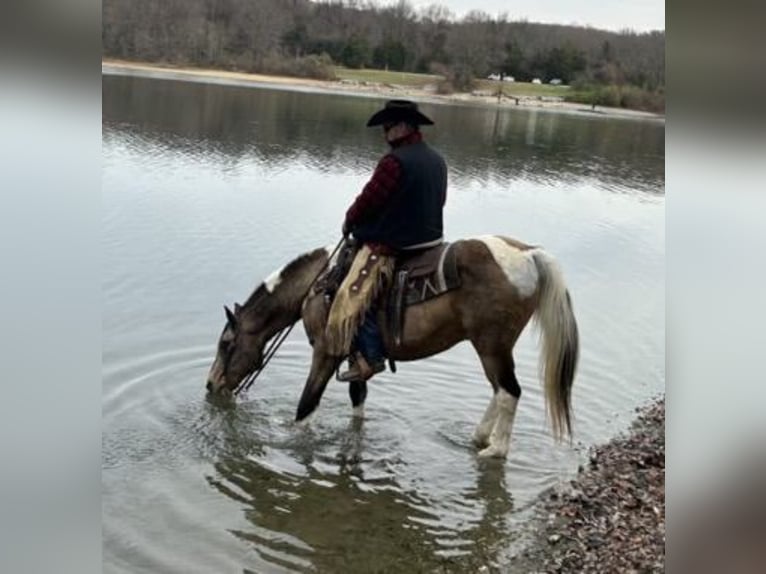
[337, 353, 385, 382]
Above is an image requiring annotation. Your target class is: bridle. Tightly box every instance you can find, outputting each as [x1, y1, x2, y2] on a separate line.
[233, 237, 345, 396]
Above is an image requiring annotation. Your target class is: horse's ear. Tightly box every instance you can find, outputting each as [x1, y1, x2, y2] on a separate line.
[224, 305, 236, 326]
[234, 302, 242, 314]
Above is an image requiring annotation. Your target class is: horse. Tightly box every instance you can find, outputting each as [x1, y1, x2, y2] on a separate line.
[206, 235, 579, 458]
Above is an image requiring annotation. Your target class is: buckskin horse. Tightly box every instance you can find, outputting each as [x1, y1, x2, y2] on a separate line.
[206, 235, 579, 458]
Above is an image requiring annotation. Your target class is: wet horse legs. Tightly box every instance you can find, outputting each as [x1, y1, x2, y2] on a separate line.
[473, 391, 499, 448]
[474, 351, 521, 458]
[296, 349, 341, 423]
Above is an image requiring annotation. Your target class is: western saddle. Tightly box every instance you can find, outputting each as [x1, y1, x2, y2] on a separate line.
[316, 238, 461, 354]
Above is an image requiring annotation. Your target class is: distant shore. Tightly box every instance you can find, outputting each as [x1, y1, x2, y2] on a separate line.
[102, 59, 664, 122]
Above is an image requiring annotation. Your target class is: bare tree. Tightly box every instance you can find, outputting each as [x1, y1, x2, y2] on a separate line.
[102, 0, 664, 93]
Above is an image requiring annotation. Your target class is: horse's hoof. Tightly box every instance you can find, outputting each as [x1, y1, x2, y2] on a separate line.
[478, 444, 507, 459]
[294, 411, 315, 428]
[351, 405, 365, 418]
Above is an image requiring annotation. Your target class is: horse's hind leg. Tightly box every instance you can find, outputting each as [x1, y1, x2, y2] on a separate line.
[473, 381, 499, 448]
[474, 350, 521, 458]
[348, 381, 367, 417]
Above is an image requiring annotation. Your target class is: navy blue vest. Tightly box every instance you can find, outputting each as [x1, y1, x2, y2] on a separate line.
[354, 141, 447, 250]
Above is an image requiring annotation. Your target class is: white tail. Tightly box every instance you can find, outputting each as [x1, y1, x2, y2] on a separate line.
[532, 251, 579, 440]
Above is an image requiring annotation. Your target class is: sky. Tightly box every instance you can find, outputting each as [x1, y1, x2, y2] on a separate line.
[406, 0, 665, 32]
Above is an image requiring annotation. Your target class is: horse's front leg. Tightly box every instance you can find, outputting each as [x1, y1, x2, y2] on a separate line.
[295, 347, 341, 423]
[348, 381, 367, 417]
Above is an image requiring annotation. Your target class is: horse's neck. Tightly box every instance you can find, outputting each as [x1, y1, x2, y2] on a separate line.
[257, 246, 330, 327]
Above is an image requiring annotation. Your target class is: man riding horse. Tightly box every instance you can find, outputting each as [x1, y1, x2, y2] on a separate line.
[206, 100, 579, 458]
[330, 99, 448, 383]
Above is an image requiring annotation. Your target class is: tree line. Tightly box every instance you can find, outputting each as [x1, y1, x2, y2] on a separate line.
[103, 0, 664, 93]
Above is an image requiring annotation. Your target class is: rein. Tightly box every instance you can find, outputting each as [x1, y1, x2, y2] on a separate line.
[234, 237, 345, 396]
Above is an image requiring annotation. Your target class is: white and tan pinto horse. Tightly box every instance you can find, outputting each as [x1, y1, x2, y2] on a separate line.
[206, 235, 579, 458]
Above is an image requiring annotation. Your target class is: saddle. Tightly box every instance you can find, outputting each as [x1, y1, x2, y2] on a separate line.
[387, 243, 460, 346]
[317, 239, 461, 351]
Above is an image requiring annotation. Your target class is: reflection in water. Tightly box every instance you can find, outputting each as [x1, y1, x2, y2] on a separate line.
[103, 74, 664, 195]
[208, 415, 516, 572]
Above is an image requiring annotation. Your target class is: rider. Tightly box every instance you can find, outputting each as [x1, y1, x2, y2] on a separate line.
[337, 99, 448, 382]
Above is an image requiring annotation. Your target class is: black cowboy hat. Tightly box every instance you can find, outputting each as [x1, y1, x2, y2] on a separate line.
[366, 99, 434, 127]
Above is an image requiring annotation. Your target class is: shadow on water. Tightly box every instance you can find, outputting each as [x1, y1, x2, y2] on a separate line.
[204, 408, 518, 573]
[103, 74, 664, 195]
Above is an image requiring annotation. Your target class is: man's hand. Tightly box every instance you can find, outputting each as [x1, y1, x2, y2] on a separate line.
[342, 221, 351, 238]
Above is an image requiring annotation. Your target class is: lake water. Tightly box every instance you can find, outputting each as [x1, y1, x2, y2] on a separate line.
[102, 73, 664, 573]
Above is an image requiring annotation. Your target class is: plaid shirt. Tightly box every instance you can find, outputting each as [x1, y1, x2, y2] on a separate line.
[344, 131, 424, 254]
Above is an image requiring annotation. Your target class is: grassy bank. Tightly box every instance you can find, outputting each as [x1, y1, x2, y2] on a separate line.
[334, 66, 573, 98]
[334, 67, 663, 112]
[474, 79, 572, 98]
[333, 67, 439, 88]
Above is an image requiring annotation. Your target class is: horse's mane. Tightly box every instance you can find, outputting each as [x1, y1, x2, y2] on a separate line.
[243, 247, 328, 310]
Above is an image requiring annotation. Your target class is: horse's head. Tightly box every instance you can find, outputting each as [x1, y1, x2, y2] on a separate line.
[205, 245, 335, 397]
[206, 303, 267, 396]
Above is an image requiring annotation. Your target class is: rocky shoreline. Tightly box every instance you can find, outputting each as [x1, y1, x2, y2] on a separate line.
[508, 397, 665, 573]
